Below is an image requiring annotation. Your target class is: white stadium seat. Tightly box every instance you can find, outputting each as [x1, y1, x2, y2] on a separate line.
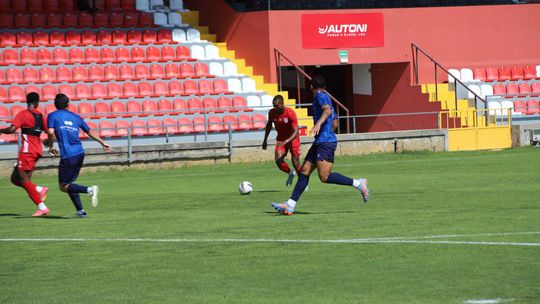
[241, 78, 257, 93]
[136, 0, 150, 11]
[247, 95, 261, 108]
[448, 69, 460, 83]
[460, 68, 475, 82]
[204, 45, 220, 60]
[170, 0, 184, 10]
[186, 28, 201, 42]
[487, 101, 501, 116]
[153, 12, 168, 26]
[223, 62, 238, 76]
[172, 29, 187, 42]
[467, 84, 481, 99]
[209, 62, 224, 76]
[150, 0, 164, 10]
[261, 95, 273, 109]
[190, 45, 205, 60]
[500, 100, 514, 116]
[536, 65, 540, 78]
[227, 78, 242, 93]
[480, 84, 493, 99]
[168, 12, 183, 27]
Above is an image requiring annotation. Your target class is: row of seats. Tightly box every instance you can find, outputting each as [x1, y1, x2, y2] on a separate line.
[0, 62, 214, 83]
[0, 79, 234, 102]
[0, 0, 137, 11]
[0, 45, 195, 65]
[449, 65, 540, 83]
[0, 29, 177, 46]
[1, 114, 267, 142]
[487, 100, 540, 116]
[467, 82, 540, 99]
[0, 12, 155, 28]
[137, 0, 184, 12]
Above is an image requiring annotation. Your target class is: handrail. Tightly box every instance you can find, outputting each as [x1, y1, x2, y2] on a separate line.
[274, 48, 350, 133]
[411, 43, 490, 126]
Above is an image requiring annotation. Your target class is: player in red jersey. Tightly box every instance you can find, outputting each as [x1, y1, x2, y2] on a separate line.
[0, 92, 53, 217]
[262, 95, 301, 186]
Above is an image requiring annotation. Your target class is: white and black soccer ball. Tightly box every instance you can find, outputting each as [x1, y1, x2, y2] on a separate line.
[238, 181, 253, 195]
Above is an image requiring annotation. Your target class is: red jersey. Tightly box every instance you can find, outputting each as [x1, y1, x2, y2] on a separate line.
[12, 108, 47, 155]
[268, 107, 299, 141]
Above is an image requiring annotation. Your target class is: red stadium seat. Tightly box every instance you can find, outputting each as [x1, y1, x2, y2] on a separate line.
[131, 47, 145, 62]
[72, 66, 88, 82]
[498, 67, 511, 81]
[121, 0, 135, 10]
[8, 86, 25, 102]
[77, 102, 94, 117]
[150, 64, 165, 79]
[124, 11, 138, 26]
[111, 101, 127, 117]
[173, 98, 187, 114]
[511, 66, 524, 81]
[506, 83, 518, 97]
[49, 31, 64, 45]
[122, 82, 138, 98]
[90, 83, 107, 99]
[193, 116, 205, 132]
[213, 79, 230, 94]
[218, 97, 233, 112]
[93, 13, 109, 27]
[97, 30, 112, 45]
[52, 48, 68, 64]
[44, 0, 59, 10]
[188, 98, 202, 113]
[138, 12, 153, 27]
[154, 81, 169, 96]
[513, 100, 527, 114]
[36, 49, 52, 64]
[66, 31, 81, 45]
[56, 66, 72, 82]
[109, 12, 124, 27]
[30, 13, 46, 28]
[106, 0, 121, 10]
[103, 65, 119, 81]
[195, 62, 210, 77]
[169, 80, 184, 96]
[81, 31, 97, 45]
[88, 66, 104, 81]
[161, 46, 175, 61]
[146, 46, 161, 62]
[492, 83, 506, 95]
[107, 83, 123, 98]
[165, 63, 179, 78]
[158, 99, 172, 114]
[75, 84, 91, 99]
[207, 116, 223, 132]
[176, 46, 190, 61]
[127, 100, 142, 115]
[112, 30, 127, 44]
[100, 47, 115, 63]
[142, 30, 157, 44]
[518, 83, 532, 96]
[142, 100, 158, 115]
[23, 67, 39, 83]
[180, 63, 194, 78]
[127, 30, 142, 44]
[6, 68, 22, 83]
[115, 47, 130, 62]
[99, 121, 116, 138]
[29, 0, 44, 10]
[223, 115, 239, 131]
[20, 49, 36, 64]
[85, 48, 100, 64]
[3, 49, 19, 64]
[62, 12, 78, 28]
[94, 102, 111, 118]
[0, 32, 16, 46]
[198, 80, 213, 95]
[0, 105, 10, 119]
[526, 100, 540, 115]
[184, 80, 198, 95]
[119, 64, 134, 80]
[138, 82, 153, 97]
[42, 85, 57, 100]
[252, 114, 266, 129]
[178, 117, 193, 133]
[523, 66, 537, 80]
[33, 31, 49, 46]
[0, 69, 5, 84]
[59, 0, 75, 10]
[162, 118, 179, 134]
[69, 48, 84, 64]
[25, 85, 40, 96]
[14, 13, 30, 28]
[0, 87, 7, 102]
[0, 14, 14, 29]
[131, 119, 147, 136]
[12, 0, 27, 10]
[532, 83, 540, 95]
[44, 103, 57, 115]
[16, 31, 33, 46]
[80, 122, 96, 139]
[11, 105, 26, 117]
[157, 29, 172, 43]
[486, 67, 498, 82]
[474, 67, 487, 81]
[135, 64, 149, 79]
[147, 119, 163, 135]
[39, 67, 55, 82]
[115, 120, 130, 136]
[203, 97, 218, 112]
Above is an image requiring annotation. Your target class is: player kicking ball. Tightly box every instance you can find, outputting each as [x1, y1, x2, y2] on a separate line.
[262, 95, 301, 187]
[271, 76, 369, 215]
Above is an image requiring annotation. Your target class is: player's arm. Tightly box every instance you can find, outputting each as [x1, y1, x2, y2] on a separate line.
[280, 110, 299, 145]
[262, 114, 273, 150]
[46, 128, 59, 156]
[86, 130, 112, 152]
[0, 125, 16, 134]
[310, 104, 332, 136]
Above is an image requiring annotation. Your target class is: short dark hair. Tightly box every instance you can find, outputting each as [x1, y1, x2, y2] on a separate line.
[311, 75, 326, 89]
[272, 94, 284, 103]
[54, 93, 70, 110]
[26, 92, 39, 104]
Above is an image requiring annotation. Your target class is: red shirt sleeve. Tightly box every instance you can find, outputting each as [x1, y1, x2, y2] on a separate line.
[11, 111, 28, 129]
[287, 108, 298, 128]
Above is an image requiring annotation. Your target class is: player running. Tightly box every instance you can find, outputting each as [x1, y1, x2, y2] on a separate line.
[0, 92, 53, 216]
[271, 76, 369, 215]
[47, 94, 112, 218]
[262, 95, 301, 186]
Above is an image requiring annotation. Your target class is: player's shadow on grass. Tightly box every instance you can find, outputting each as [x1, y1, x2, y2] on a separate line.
[14, 215, 70, 220]
[262, 211, 312, 215]
[0, 213, 21, 217]
[256, 190, 282, 193]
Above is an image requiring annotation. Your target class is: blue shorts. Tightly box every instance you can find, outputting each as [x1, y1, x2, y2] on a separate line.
[58, 153, 85, 185]
[305, 142, 337, 164]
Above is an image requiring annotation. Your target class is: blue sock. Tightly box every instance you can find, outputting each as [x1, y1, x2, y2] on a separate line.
[68, 193, 84, 211]
[68, 183, 88, 194]
[326, 172, 354, 186]
[291, 173, 309, 201]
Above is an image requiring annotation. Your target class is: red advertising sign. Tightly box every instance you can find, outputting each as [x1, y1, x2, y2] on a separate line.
[302, 13, 384, 49]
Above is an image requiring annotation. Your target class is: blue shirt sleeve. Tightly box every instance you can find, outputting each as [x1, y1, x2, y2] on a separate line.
[47, 113, 56, 129]
[80, 117, 90, 133]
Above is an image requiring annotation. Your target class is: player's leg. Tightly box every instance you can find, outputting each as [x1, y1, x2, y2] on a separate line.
[26, 169, 49, 203]
[285, 139, 301, 187]
[274, 145, 291, 174]
[58, 154, 97, 217]
[316, 142, 369, 202]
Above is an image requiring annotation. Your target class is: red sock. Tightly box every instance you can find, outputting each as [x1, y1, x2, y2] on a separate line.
[22, 181, 41, 205]
[278, 161, 290, 174]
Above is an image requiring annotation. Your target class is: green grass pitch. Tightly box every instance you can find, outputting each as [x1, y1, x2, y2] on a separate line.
[1, 147, 539, 303]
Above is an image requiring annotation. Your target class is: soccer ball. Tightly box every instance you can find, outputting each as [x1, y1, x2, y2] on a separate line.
[238, 181, 253, 195]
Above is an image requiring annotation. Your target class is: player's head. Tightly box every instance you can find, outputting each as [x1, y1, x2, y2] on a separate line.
[310, 75, 326, 91]
[26, 92, 40, 108]
[272, 95, 285, 113]
[54, 93, 70, 110]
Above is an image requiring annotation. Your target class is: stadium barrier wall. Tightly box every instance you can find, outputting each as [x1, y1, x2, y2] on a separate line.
[0, 129, 446, 176]
[511, 123, 540, 147]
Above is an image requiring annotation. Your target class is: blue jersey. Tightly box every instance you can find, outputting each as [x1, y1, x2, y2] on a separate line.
[313, 91, 337, 143]
[47, 110, 90, 159]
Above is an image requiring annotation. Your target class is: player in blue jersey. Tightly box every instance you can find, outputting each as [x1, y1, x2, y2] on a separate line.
[47, 94, 112, 218]
[271, 76, 369, 215]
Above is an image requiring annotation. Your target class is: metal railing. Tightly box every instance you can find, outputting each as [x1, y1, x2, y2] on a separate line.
[274, 48, 350, 133]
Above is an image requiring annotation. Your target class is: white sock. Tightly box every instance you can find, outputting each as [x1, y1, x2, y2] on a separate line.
[87, 187, 93, 195]
[36, 186, 43, 192]
[77, 210, 86, 215]
[37, 203, 47, 210]
[286, 199, 296, 208]
[352, 179, 361, 188]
